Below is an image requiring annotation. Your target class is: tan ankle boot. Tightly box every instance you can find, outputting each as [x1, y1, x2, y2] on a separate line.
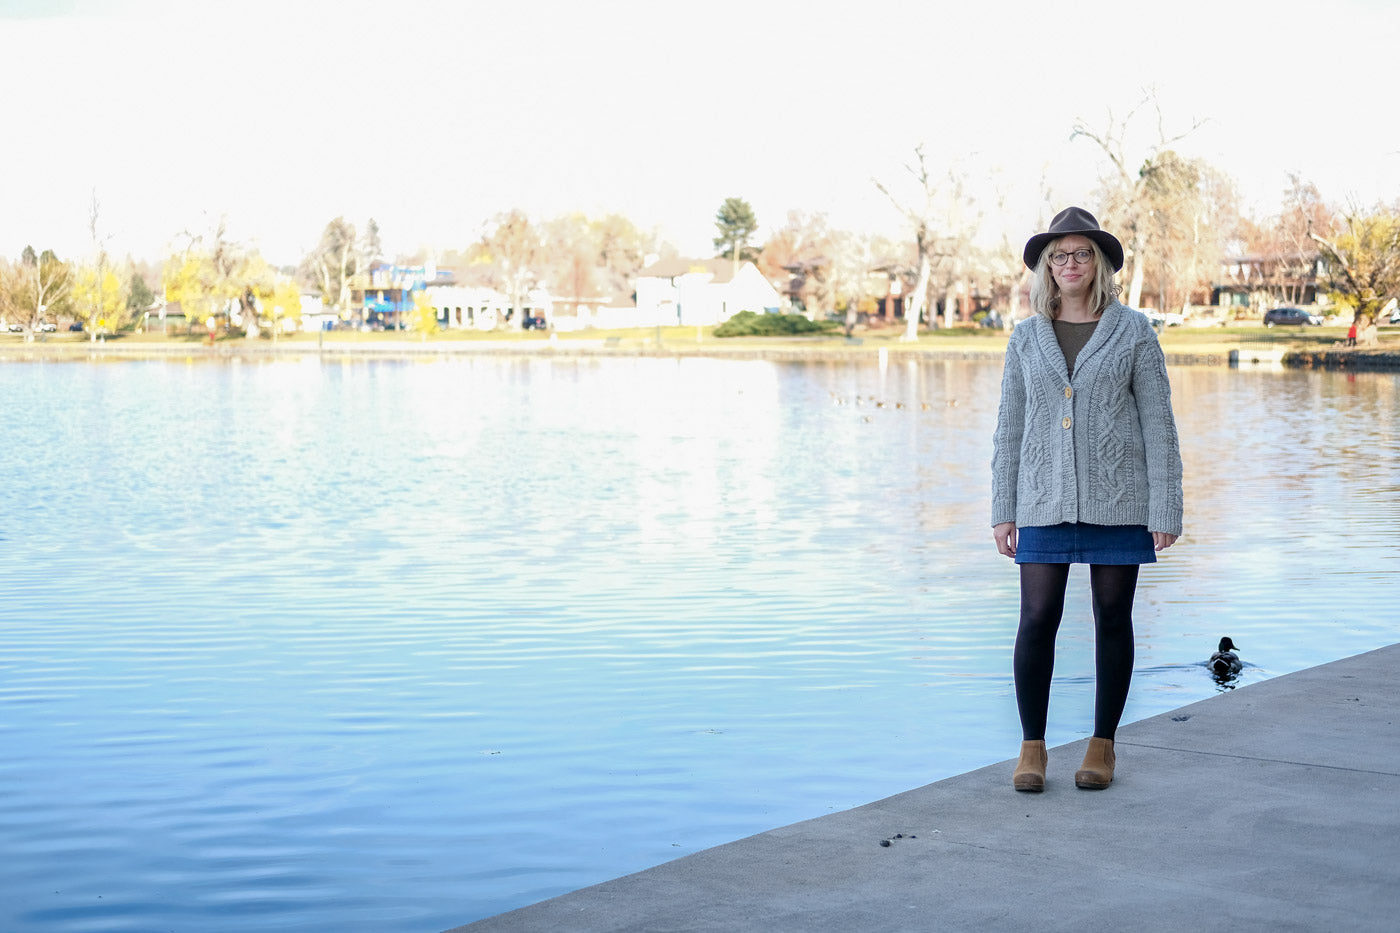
[1075, 737, 1115, 789]
[1013, 740, 1047, 792]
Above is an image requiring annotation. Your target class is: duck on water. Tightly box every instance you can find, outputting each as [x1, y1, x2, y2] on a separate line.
[1209, 637, 1242, 676]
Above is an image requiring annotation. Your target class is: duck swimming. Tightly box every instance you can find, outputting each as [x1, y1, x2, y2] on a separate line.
[1209, 637, 1242, 676]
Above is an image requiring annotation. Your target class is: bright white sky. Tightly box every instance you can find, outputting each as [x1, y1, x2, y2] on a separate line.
[2, 0, 1397, 268]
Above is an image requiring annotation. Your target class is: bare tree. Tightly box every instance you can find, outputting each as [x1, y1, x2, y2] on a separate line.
[302, 218, 358, 318]
[1241, 176, 1334, 309]
[590, 213, 656, 302]
[758, 211, 838, 317]
[988, 178, 1036, 328]
[1072, 92, 1208, 308]
[929, 168, 980, 328]
[874, 145, 939, 341]
[74, 190, 128, 340]
[474, 210, 542, 330]
[541, 213, 599, 315]
[1139, 152, 1240, 316]
[875, 147, 980, 339]
[5, 246, 71, 341]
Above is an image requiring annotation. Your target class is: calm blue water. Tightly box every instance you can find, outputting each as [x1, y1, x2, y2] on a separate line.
[1, 354, 1397, 932]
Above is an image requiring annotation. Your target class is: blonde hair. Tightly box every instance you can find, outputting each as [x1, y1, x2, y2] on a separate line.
[1028, 238, 1121, 320]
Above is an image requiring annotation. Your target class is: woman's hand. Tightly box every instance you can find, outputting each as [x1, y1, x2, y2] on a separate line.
[1152, 531, 1178, 551]
[993, 522, 1017, 558]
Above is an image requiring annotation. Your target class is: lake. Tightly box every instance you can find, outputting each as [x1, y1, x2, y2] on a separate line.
[1, 353, 1397, 932]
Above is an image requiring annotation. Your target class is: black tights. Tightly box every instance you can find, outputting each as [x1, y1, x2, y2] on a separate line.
[1014, 563, 1139, 742]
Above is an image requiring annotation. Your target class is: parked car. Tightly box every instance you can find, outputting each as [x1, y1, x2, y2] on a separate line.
[1264, 307, 1322, 327]
[1140, 307, 1184, 327]
[69, 322, 85, 332]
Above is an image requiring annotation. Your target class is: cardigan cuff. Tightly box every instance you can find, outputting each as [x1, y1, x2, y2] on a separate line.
[1148, 508, 1183, 537]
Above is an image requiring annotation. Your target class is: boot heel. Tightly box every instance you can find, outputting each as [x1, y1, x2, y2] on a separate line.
[1013, 740, 1047, 792]
[1075, 737, 1115, 789]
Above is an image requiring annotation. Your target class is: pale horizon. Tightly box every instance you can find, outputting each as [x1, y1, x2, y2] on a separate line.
[2, 0, 1397, 269]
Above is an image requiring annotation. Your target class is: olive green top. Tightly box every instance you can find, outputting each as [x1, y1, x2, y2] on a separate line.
[1051, 318, 1099, 377]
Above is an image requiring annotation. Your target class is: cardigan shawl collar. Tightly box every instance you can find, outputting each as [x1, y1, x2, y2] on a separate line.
[1026, 300, 1125, 386]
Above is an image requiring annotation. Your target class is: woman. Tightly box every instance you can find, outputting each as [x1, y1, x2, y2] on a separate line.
[991, 207, 1183, 792]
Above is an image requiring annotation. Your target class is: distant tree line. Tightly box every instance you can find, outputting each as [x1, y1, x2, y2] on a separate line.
[3, 95, 1398, 339]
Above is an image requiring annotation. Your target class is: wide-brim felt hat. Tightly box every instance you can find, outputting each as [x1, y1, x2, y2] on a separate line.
[1023, 206, 1124, 272]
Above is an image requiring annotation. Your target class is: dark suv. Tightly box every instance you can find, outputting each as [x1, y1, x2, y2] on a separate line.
[1263, 307, 1321, 327]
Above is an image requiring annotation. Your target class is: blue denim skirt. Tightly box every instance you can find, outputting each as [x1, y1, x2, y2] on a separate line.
[1015, 522, 1156, 565]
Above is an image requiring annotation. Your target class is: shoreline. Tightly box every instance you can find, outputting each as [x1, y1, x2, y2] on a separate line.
[2, 334, 1398, 370]
[451, 643, 1400, 931]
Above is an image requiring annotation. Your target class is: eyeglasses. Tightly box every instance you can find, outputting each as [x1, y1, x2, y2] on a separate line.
[1050, 249, 1094, 266]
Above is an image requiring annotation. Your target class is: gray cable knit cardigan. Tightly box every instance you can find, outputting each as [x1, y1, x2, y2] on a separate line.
[991, 301, 1183, 535]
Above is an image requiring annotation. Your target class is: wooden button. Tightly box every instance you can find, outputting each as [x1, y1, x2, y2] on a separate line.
[1064, 386, 1073, 398]
[1062, 416, 1072, 429]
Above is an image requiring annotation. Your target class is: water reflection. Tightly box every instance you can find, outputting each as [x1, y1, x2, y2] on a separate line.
[0, 356, 1396, 932]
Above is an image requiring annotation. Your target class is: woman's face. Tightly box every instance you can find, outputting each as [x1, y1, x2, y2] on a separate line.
[1049, 234, 1096, 296]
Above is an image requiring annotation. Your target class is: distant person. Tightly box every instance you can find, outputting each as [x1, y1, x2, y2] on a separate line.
[1346, 320, 1358, 347]
[990, 207, 1184, 793]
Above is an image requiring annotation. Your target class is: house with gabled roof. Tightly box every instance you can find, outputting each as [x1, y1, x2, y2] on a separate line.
[635, 257, 782, 327]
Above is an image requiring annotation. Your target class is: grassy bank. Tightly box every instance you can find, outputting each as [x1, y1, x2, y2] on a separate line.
[3, 322, 1397, 368]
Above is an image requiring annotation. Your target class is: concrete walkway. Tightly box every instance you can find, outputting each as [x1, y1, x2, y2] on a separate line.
[450, 644, 1400, 932]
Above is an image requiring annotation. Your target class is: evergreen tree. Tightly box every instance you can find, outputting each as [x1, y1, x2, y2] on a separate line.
[713, 197, 758, 262]
[361, 218, 384, 268]
[127, 271, 156, 313]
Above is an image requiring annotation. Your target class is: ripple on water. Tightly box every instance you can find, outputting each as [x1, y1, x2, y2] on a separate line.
[0, 358, 1396, 931]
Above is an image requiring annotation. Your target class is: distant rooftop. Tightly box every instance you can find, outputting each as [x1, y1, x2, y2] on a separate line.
[639, 257, 747, 284]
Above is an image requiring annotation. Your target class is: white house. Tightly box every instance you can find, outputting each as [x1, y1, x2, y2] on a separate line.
[549, 290, 638, 332]
[298, 293, 338, 331]
[425, 285, 553, 331]
[634, 258, 782, 327]
[426, 286, 508, 331]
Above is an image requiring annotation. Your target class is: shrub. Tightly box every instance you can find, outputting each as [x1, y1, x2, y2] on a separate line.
[714, 310, 839, 338]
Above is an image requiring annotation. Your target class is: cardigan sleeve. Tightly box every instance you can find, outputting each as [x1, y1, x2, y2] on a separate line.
[1132, 333, 1184, 536]
[990, 338, 1026, 526]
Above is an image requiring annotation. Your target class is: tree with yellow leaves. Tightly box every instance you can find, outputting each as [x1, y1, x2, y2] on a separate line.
[1309, 207, 1400, 344]
[258, 279, 303, 341]
[72, 191, 133, 339]
[407, 289, 439, 335]
[162, 220, 273, 338]
[162, 250, 230, 336]
[71, 264, 129, 338]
